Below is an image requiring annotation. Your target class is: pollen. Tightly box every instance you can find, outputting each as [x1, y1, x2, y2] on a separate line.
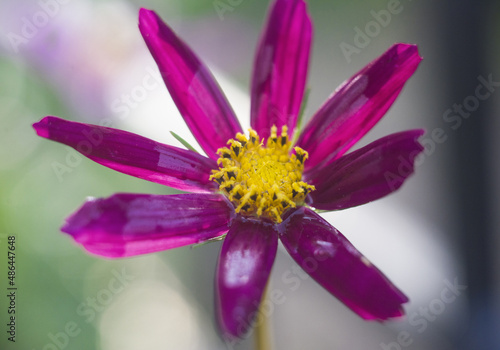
[210, 126, 315, 223]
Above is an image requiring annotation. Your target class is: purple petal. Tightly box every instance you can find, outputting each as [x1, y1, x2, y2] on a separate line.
[297, 44, 422, 171]
[139, 8, 242, 160]
[62, 193, 234, 258]
[33, 117, 218, 192]
[306, 130, 424, 210]
[280, 207, 408, 320]
[250, 0, 312, 140]
[216, 217, 278, 339]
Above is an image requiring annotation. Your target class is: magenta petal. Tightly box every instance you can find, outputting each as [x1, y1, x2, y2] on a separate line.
[307, 130, 424, 210]
[280, 207, 408, 320]
[250, 0, 312, 140]
[297, 43, 422, 171]
[33, 117, 218, 192]
[139, 8, 242, 160]
[62, 193, 234, 258]
[216, 217, 278, 339]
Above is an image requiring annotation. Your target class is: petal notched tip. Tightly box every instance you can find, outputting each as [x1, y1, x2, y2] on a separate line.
[138, 8, 162, 40]
[280, 208, 409, 321]
[358, 42, 422, 100]
[32, 116, 52, 138]
[393, 42, 422, 60]
[298, 42, 423, 170]
[61, 196, 106, 240]
[61, 193, 233, 258]
[138, 7, 156, 27]
[32, 116, 218, 192]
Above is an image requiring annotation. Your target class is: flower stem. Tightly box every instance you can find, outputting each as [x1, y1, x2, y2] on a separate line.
[254, 283, 272, 350]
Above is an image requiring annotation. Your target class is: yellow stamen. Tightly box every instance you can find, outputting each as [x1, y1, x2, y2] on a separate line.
[210, 126, 315, 223]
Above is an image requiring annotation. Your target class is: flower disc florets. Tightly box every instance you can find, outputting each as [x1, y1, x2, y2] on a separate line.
[210, 126, 315, 223]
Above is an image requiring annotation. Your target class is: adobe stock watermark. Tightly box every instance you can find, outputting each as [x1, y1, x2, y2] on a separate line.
[384, 74, 499, 190]
[110, 66, 164, 120]
[50, 66, 163, 183]
[50, 121, 111, 183]
[222, 287, 287, 350]
[4, 0, 71, 53]
[33, 268, 135, 350]
[339, 0, 413, 63]
[213, 0, 244, 21]
[380, 278, 467, 350]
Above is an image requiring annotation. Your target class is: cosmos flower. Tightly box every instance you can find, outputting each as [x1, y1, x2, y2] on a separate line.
[33, 0, 423, 340]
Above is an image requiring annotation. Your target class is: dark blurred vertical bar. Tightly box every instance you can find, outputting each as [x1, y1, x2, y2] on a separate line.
[437, 0, 496, 349]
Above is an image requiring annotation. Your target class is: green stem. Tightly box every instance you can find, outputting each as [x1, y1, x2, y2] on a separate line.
[254, 284, 272, 350]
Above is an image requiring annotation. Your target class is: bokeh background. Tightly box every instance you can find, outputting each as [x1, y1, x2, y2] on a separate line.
[0, 0, 499, 349]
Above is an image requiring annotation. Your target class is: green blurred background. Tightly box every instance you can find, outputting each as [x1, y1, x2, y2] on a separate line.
[1, 0, 499, 349]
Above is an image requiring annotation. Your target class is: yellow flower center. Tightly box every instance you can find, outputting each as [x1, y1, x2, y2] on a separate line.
[210, 126, 315, 223]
